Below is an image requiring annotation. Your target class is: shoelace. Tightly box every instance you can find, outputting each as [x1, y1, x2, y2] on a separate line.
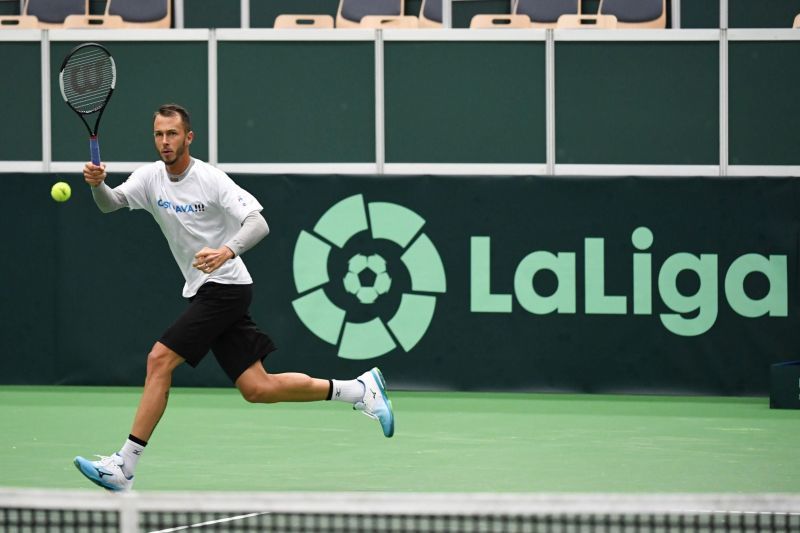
[93, 454, 122, 469]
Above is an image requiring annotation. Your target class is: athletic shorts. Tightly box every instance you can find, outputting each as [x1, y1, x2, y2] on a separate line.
[159, 282, 277, 383]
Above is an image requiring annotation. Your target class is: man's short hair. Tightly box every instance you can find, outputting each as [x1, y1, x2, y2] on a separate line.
[155, 104, 192, 132]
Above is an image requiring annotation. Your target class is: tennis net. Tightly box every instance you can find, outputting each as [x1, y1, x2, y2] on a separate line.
[1, 489, 799, 532]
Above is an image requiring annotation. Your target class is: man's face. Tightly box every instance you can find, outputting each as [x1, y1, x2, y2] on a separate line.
[153, 113, 192, 165]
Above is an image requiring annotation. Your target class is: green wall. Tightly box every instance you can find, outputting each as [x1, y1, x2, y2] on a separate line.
[217, 41, 375, 163]
[0, 42, 40, 161]
[2, 173, 798, 395]
[555, 41, 719, 164]
[728, 0, 800, 28]
[729, 41, 800, 165]
[3, 35, 798, 167]
[385, 41, 545, 163]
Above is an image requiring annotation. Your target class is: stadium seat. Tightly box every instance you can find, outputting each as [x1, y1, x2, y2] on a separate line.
[556, 13, 617, 28]
[470, 14, 531, 28]
[515, 0, 579, 28]
[61, 0, 170, 29]
[419, 0, 441, 28]
[0, 14, 38, 28]
[360, 15, 419, 27]
[337, 0, 403, 28]
[598, 0, 665, 28]
[62, 14, 125, 28]
[0, 0, 87, 29]
[473, 0, 577, 31]
[274, 14, 335, 29]
[107, 0, 170, 28]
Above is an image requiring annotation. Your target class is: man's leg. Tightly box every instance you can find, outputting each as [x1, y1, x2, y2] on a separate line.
[235, 361, 394, 437]
[131, 341, 186, 441]
[234, 361, 329, 403]
[74, 342, 185, 491]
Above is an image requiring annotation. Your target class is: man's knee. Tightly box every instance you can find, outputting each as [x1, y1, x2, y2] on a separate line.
[239, 382, 262, 403]
[238, 375, 279, 404]
[146, 342, 182, 377]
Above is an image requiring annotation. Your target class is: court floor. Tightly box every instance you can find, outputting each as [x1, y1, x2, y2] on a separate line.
[1, 386, 798, 493]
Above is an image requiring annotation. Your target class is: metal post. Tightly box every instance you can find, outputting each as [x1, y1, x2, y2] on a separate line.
[671, 0, 680, 28]
[545, 29, 555, 176]
[174, 0, 185, 28]
[443, 0, 452, 28]
[241, 0, 250, 28]
[375, 29, 385, 175]
[718, 0, 728, 176]
[208, 29, 218, 165]
[41, 29, 50, 173]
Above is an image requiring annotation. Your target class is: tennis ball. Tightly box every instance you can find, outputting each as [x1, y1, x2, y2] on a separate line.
[51, 181, 71, 203]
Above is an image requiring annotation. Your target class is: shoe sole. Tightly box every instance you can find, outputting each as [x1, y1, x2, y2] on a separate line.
[73, 457, 125, 492]
[371, 367, 395, 438]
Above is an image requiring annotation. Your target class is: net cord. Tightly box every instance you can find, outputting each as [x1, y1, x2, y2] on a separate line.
[2, 489, 800, 516]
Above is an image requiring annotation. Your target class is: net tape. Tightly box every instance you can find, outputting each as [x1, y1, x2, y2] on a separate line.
[1, 490, 799, 533]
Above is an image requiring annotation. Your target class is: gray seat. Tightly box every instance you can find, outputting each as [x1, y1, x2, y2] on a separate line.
[515, 0, 578, 25]
[337, 0, 403, 26]
[27, 0, 86, 25]
[420, 0, 441, 25]
[107, 0, 170, 27]
[598, 0, 665, 27]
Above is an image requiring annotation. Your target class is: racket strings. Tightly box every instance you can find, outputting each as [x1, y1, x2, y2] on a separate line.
[61, 49, 115, 114]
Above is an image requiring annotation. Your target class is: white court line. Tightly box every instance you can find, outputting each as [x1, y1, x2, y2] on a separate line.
[148, 511, 270, 532]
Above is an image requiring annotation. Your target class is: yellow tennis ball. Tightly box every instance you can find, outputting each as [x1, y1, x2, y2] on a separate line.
[51, 181, 71, 202]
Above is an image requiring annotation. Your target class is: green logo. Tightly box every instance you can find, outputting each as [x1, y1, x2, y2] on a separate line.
[343, 253, 392, 304]
[292, 194, 446, 359]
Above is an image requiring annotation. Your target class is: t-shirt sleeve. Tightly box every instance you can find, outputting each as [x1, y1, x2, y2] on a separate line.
[217, 172, 263, 223]
[116, 167, 151, 212]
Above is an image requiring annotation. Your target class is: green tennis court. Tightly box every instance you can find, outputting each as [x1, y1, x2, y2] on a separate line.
[2, 386, 798, 493]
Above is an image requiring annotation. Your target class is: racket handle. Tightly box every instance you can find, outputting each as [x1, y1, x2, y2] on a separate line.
[89, 136, 101, 165]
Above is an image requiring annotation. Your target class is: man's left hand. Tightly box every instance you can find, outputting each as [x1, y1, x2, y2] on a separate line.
[193, 246, 234, 274]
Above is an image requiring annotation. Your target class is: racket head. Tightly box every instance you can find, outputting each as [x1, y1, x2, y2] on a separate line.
[58, 43, 116, 121]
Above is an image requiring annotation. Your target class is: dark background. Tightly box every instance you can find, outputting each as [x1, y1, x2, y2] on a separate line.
[2, 173, 797, 396]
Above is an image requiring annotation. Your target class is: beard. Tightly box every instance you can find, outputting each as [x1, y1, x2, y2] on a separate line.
[160, 141, 186, 165]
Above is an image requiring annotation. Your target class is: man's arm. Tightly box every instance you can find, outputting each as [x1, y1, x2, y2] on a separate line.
[225, 211, 270, 258]
[84, 162, 128, 213]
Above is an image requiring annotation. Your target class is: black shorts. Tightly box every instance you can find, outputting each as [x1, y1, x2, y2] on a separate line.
[159, 283, 277, 383]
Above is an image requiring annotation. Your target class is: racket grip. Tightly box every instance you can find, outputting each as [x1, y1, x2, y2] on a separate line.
[89, 136, 101, 165]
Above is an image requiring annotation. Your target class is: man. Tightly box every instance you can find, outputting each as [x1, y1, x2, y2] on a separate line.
[74, 104, 394, 492]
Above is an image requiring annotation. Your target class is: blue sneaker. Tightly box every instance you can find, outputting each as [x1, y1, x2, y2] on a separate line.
[355, 367, 395, 438]
[74, 453, 134, 492]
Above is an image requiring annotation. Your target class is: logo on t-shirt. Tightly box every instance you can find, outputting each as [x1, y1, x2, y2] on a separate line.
[157, 198, 206, 214]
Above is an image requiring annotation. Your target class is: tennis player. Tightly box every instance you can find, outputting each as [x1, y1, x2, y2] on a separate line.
[73, 104, 394, 492]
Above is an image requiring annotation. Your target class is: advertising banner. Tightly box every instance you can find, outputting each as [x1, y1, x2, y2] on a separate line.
[237, 175, 799, 395]
[2, 174, 797, 395]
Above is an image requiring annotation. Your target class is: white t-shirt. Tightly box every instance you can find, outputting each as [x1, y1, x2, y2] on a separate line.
[117, 158, 263, 298]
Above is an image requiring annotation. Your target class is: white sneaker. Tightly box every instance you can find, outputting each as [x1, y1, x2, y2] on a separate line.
[73, 453, 134, 492]
[354, 367, 395, 438]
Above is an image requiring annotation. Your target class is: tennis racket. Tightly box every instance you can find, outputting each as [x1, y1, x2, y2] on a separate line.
[58, 43, 116, 165]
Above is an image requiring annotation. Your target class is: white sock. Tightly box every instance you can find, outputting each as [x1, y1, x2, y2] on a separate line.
[118, 437, 145, 478]
[329, 379, 365, 403]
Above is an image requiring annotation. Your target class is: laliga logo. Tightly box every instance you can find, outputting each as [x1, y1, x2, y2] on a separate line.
[292, 195, 446, 359]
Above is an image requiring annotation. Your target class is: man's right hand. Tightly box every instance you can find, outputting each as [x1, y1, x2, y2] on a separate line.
[84, 162, 107, 187]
